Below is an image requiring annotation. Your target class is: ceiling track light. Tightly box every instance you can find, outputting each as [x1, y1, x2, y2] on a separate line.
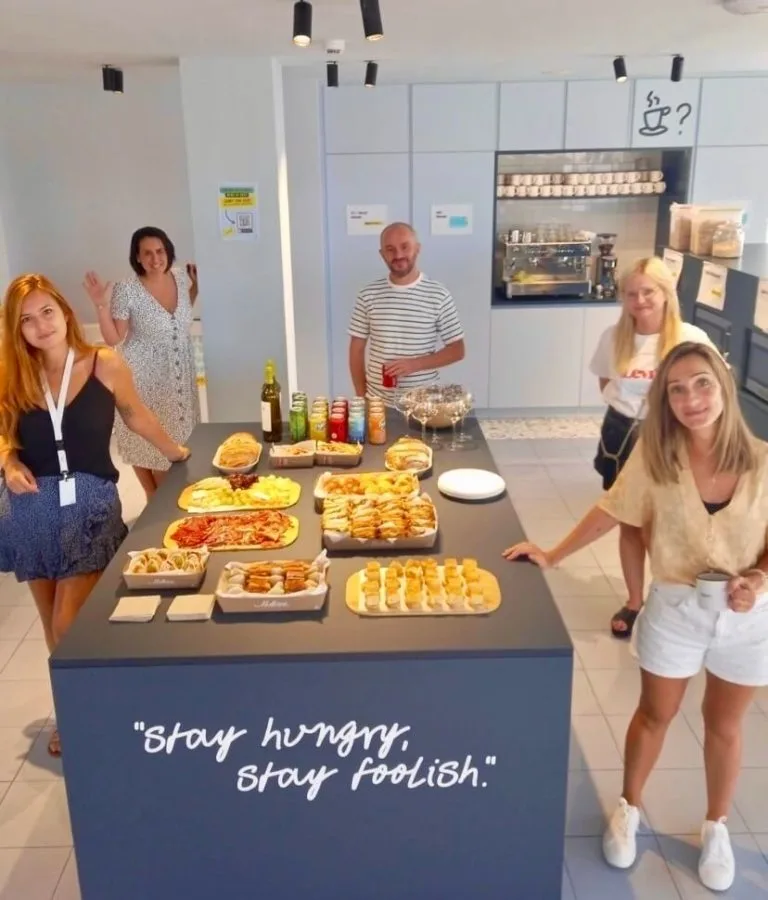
[293, 0, 312, 47]
[102, 65, 123, 93]
[613, 56, 627, 83]
[360, 0, 384, 41]
[327, 61, 339, 88]
[671, 54, 684, 82]
[365, 61, 378, 87]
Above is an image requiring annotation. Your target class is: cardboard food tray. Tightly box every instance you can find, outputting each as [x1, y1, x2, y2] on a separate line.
[177, 478, 301, 512]
[163, 515, 299, 552]
[322, 494, 438, 552]
[122, 549, 210, 590]
[269, 441, 317, 469]
[313, 471, 420, 513]
[212, 444, 262, 474]
[216, 555, 329, 613]
[314, 447, 363, 468]
[345, 565, 501, 617]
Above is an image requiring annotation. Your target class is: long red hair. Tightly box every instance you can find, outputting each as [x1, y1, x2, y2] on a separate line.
[0, 274, 92, 448]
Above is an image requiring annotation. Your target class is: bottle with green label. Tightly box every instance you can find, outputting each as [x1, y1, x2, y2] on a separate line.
[260, 359, 283, 443]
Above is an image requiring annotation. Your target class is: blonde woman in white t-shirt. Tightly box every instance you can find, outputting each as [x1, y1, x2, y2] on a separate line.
[505, 342, 768, 891]
[589, 257, 714, 640]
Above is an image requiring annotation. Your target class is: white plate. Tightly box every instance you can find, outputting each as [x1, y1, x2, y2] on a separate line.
[437, 468, 506, 501]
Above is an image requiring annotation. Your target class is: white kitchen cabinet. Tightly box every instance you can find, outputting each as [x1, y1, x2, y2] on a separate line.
[498, 82, 566, 151]
[325, 153, 411, 395]
[324, 86, 410, 154]
[579, 306, 622, 407]
[412, 152, 495, 407]
[699, 77, 768, 147]
[565, 81, 631, 150]
[489, 307, 585, 409]
[412, 84, 497, 153]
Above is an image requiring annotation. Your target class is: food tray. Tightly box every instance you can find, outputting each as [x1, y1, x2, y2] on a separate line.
[163, 513, 299, 552]
[212, 442, 262, 474]
[322, 494, 438, 552]
[269, 441, 317, 469]
[122, 548, 210, 590]
[313, 470, 420, 513]
[177, 476, 301, 512]
[345, 564, 500, 617]
[314, 443, 363, 469]
[215, 553, 330, 614]
[384, 441, 433, 478]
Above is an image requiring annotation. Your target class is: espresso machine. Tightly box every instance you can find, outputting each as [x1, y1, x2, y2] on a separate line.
[594, 233, 618, 300]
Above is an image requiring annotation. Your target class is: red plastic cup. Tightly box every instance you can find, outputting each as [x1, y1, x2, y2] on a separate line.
[382, 364, 398, 388]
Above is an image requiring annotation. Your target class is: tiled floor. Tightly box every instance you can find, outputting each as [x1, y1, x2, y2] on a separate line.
[0, 435, 767, 898]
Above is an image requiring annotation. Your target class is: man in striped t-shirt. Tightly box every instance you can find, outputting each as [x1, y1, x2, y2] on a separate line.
[348, 222, 465, 401]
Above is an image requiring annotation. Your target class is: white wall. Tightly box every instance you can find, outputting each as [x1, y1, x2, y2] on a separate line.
[283, 71, 330, 397]
[0, 68, 194, 318]
[179, 58, 290, 422]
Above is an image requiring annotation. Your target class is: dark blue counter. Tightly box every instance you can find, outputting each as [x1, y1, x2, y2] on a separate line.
[51, 420, 572, 900]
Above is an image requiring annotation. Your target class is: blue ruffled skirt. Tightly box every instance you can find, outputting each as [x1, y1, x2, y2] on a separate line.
[0, 474, 128, 582]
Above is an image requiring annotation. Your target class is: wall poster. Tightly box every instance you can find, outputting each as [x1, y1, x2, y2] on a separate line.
[219, 185, 258, 241]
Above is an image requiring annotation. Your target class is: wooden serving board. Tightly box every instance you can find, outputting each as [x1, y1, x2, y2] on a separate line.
[163, 514, 299, 552]
[345, 565, 501, 617]
[177, 477, 301, 513]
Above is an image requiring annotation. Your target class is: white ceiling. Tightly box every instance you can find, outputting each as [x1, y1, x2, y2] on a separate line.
[1, 0, 768, 84]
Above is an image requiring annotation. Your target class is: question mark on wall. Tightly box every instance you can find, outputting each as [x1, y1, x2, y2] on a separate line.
[676, 103, 692, 135]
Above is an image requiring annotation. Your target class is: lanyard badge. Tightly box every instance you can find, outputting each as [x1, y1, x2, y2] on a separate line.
[41, 349, 77, 507]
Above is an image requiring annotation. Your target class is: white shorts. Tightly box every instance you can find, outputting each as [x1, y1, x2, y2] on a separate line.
[634, 583, 768, 686]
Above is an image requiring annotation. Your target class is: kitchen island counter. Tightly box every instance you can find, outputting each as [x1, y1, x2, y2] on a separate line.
[51, 419, 572, 900]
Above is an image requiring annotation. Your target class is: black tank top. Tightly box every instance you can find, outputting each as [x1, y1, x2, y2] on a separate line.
[17, 352, 119, 482]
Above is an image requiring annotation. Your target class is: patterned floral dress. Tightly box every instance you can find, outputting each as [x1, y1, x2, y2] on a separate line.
[111, 268, 199, 471]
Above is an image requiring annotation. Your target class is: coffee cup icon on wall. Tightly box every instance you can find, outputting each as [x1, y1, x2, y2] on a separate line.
[639, 92, 671, 137]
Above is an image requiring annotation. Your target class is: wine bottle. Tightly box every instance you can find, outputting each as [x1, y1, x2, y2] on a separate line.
[260, 359, 283, 442]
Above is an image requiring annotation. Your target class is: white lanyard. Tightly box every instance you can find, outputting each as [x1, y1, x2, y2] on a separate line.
[41, 348, 75, 478]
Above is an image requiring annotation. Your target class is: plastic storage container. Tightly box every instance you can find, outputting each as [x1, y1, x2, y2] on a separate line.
[668, 203, 745, 254]
[711, 221, 746, 259]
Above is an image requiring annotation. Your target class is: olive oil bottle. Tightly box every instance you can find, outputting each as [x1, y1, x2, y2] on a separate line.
[260, 359, 283, 442]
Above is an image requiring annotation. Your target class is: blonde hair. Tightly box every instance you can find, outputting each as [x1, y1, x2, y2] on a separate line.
[613, 257, 683, 375]
[0, 274, 91, 449]
[641, 341, 758, 484]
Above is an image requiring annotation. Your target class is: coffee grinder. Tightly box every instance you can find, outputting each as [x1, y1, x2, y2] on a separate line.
[594, 233, 618, 299]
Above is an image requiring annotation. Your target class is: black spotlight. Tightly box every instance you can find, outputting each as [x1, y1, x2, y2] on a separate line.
[613, 56, 627, 83]
[293, 0, 312, 47]
[671, 55, 684, 82]
[102, 65, 123, 93]
[365, 61, 378, 87]
[327, 61, 339, 88]
[360, 0, 383, 41]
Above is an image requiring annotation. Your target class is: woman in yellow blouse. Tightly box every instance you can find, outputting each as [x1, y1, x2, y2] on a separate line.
[504, 342, 768, 892]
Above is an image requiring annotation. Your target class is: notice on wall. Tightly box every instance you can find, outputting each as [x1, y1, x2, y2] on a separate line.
[430, 204, 473, 236]
[219, 185, 258, 241]
[754, 280, 768, 333]
[131, 716, 498, 801]
[347, 205, 388, 236]
[631, 79, 699, 148]
[662, 248, 684, 287]
[697, 263, 728, 312]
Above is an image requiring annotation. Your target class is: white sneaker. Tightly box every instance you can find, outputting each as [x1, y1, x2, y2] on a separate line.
[603, 798, 640, 869]
[699, 818, 735, 892]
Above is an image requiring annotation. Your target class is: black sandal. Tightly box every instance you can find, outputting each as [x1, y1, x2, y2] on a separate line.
[610, 606, 639, 639]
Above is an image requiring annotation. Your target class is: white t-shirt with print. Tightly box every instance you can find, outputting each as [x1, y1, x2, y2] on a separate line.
[589, 322, 714, 419]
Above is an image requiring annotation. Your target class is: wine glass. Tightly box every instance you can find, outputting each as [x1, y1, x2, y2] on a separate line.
[394, 388, 415, 436]
[456, 390, 474, 443]
[447, 398, 464, 451]
[412, 396, 436, 443]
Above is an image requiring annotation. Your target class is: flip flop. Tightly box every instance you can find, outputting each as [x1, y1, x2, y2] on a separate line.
[47, 729, 61, 758]
[610, 606, 639, 640]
